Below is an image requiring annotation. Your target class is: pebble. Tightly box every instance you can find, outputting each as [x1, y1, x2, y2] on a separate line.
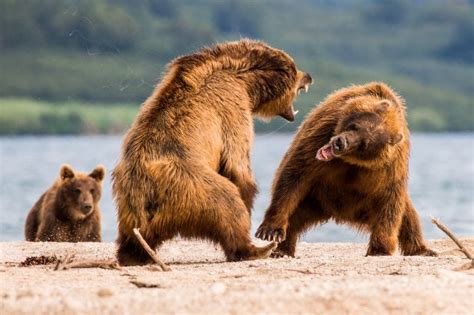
[211, 282, 227, 294]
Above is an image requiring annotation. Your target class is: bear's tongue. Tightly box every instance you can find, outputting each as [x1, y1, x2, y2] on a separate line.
[316, 144, 335, 161]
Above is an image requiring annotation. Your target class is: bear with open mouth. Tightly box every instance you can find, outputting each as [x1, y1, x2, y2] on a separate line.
[112, 39, 312, 265]
[256, 82, 436, 257]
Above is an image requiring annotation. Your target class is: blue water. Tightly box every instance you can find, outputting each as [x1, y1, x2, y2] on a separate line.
[1, 133, 473, 242]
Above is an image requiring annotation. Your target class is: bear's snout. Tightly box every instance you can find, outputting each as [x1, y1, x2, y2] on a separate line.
[81, 203, 93, 214]
[332, 135, 347, 153]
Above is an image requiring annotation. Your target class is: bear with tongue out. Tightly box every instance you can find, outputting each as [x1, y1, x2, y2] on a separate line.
[256, 82, 436, 257]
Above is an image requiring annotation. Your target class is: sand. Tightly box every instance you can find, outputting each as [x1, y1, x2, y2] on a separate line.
[0, 238, 473, 315]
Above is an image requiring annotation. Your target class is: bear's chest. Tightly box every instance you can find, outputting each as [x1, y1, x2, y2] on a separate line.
[313, 166, 383, 221]
[51, 220, 94, 242]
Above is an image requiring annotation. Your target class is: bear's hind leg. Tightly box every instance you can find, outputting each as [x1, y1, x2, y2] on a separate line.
[201, 172, 276, 261]
[116, 228, 171, 266]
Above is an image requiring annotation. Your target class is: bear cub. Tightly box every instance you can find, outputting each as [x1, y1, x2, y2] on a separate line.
[25, 164, 105, 242]
[256, 82, 436, 257]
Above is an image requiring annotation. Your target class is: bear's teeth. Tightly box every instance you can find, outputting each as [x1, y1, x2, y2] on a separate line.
[293, 110, 299, 115]
[304, 84, 309, 92]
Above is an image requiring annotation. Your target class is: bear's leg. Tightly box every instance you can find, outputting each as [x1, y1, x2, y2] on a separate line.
[24, 193, 45, 241]
[146, 160, 275, 262]
[196, 171, 276, 261]
[116, 228, 169, 266]
[366, 201, 404, 256]
[228, 175, 257, 214]
[218, 151, 258, 214]
[398, 200, 437, 256]
[272, 198, 329, 258]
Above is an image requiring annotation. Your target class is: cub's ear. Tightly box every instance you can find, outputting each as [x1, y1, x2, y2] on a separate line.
[389, 133, 404, 145]
[89, 165, 106, 182]
[374, 100, 393, 114]
[60, 164, 75, 180]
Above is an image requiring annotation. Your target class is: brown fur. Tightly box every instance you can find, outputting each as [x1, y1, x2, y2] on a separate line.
[256, 82, 436, 257]
[25, 164, 105, 242]
[112, 39, 312, 265]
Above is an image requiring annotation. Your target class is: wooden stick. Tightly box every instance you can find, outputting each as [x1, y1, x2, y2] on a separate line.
[430, 216, 473, 260]
[133, 228, 171, 271]
[56, 259, 122, 271]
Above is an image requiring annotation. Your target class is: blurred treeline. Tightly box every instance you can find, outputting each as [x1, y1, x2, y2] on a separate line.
[0, 0, 473, 134]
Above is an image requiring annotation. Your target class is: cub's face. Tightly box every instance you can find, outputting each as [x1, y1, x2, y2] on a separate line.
[57, 164, 105, 221]
[316, 99, 404, 166]
[251, 48, 313, 122]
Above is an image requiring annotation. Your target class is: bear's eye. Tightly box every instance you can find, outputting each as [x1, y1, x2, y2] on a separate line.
[74, 188, 81, 194]
[347, 123, 358, 131]
[90, 189, 95, 194]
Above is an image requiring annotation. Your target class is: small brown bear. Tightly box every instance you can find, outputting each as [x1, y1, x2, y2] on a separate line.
[25, 164, 105, 242]
[256, 82, 436, 257]
[112, 39, 313, 265]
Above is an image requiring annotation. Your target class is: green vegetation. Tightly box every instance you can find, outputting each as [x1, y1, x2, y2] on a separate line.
[1, 0, 472, 134]
[0, 98, 137, 135]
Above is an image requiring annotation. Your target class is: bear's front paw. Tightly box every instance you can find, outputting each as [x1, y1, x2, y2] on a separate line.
[255, 224, 286, 242]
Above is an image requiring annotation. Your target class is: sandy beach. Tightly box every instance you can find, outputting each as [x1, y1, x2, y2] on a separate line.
[1, 238, 473, 315]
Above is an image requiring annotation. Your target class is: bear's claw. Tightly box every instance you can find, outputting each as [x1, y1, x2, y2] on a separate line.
[255, 226, 285, 243]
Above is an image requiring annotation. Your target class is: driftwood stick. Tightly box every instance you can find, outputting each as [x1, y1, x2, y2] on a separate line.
[431, 216, 473, 260]
[133, 228, 171, 271]
[57, 259, 122, 271]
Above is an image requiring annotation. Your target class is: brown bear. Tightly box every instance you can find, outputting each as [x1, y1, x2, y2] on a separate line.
[25, 164, 105, 242]
[112, 39, 313, 265]
[256, 82, 436, 257]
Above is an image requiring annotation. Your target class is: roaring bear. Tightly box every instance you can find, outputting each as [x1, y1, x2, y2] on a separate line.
[25, 164, 105, 242]
[256, 82, 436, 257]
[112, 39, 313, 265]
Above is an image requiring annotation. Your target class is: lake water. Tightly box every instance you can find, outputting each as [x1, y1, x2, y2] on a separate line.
[1, 133, 473, 243]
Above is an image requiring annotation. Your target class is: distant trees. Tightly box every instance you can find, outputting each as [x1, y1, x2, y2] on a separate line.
[439, 18, 474, 64]
[1, 0, 138, 51]
[213, 0, 261, 37]
[363, 0, 409, 25]
[0, 0, 473, 131]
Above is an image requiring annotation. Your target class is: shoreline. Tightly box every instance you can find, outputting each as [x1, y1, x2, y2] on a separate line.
[1, 238, 473, 314]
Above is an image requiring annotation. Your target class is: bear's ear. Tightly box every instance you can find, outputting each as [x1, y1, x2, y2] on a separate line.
[389, 133, 404, 145]
[375, 100, 393, 114]
[60, 164, 75, 180]
[89, 165, 105, 182]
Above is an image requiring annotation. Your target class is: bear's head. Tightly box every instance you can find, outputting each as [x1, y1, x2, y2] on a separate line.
[316, 96, 406, 168]
[249, 44, 313, 122]
[56, 164, 105, 221]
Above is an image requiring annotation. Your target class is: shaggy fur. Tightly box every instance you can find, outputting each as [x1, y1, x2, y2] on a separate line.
[256, 82, 436, 257]
[25, 164, 104, 242]
[112, 39, 312, 265]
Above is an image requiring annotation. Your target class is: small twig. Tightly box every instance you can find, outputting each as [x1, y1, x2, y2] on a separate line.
[130, 279, 165, 288]
[133, 228, 171, 271]
[54, 253, 75, 271]
[285, 263, 326, 274]
[430, 216, 473, 260]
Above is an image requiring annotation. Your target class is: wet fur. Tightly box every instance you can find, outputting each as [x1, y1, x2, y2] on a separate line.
[112, 40, 311, 265]
[25, 165, 104, 242]
[256, 82, 435, 257]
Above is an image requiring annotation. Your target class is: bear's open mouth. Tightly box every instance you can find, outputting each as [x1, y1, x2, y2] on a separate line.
[293, 83, 311, 116]
[297, 83, 310, 96]
[316, 143, 335, 161]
